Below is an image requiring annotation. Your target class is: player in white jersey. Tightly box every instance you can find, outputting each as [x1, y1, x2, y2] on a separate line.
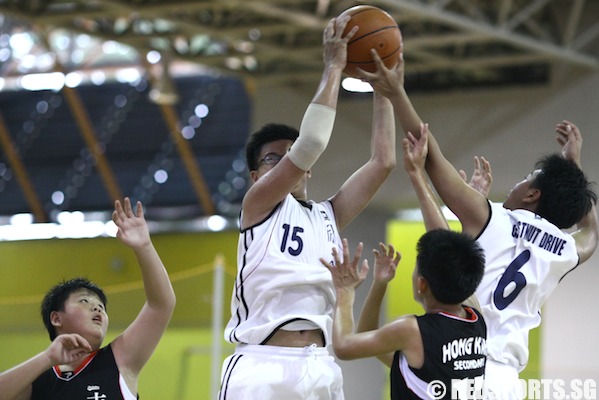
[226, 194, 340, 346]
[219, 15, 398, 400]
[476, 204, 578, 366]
[358, 52, 599, 399]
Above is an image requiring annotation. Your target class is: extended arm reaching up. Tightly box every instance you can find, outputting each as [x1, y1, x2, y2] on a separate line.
[110, 198, 176, 394]
[358, 51, 490, 237]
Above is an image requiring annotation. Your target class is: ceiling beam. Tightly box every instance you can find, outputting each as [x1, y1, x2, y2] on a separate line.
[158, 104, 216, 215]
[61, 86, 124, 205]
[0, 112, 47, 222]
[382, 0, 599, 69]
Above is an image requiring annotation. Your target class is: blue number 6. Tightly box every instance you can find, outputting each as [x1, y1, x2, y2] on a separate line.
[493, 250, 530, 310]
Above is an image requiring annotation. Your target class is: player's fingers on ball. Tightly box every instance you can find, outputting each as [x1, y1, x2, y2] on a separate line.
[344, 25, 359, 41]
[324, 18, 335, 34]
[370, 48, 384, 64]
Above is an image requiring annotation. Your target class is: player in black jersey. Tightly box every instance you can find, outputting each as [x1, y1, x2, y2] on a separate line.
[0, 198, 176, 400]
[321, 127, 488, 399]
[323, 231, 487, 400]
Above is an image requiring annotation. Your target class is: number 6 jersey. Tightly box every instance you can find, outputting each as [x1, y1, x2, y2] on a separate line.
[475, 201, 578, 371]
[225, 194, 341, 346]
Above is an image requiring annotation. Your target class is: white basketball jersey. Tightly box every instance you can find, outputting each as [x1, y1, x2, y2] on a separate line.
[225, 194, 341, 346]
[475, 202, 578, 371]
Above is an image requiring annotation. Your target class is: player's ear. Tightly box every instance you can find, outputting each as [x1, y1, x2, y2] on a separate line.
[249, 169, 260, 182]
[524, 188, 541, 204]
[50, 311, 62, 327]
[417, 276, 428, 295]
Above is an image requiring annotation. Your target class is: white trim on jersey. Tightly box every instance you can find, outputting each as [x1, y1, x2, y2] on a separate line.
[398, 354, 430, 399]
[119, 374, 137, 400]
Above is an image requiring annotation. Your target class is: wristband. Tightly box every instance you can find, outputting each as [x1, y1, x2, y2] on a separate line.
[287, 103, 336, 171]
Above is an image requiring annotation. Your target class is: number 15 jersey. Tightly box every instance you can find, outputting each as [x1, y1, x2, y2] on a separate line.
[225, 194, 341, 346]
[475, 201, 578, 371]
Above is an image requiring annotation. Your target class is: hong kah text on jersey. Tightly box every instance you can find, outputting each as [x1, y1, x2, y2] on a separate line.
[442, 336, 487, 364]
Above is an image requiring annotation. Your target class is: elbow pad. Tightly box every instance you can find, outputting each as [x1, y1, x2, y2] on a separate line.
[287, 103, 336, 171]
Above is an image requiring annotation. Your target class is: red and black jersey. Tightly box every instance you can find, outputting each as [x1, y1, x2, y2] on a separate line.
[32, 344, 138, 400]
[391, 306, 487, 400]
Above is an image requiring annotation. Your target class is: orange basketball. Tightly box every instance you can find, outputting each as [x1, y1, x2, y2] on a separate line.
[339, 5, 402, 78]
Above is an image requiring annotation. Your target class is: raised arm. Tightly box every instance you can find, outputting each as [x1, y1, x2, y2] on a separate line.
[330, 91, 397, 230]
[573, 203, 598, 264]
[358, 52, 489, 237]
[110, 198, 176, 392]
[404, 127, 486, 311]
[321, 240, 420, 367]
[241, 16, 356, 226]
[321, 239, 369, 359]
[556, 120, 598, 263]
[403, 123, 448, 231]
[356, 243, 400, 366]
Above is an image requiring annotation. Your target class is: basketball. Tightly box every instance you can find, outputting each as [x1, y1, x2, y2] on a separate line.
[339, 5, 402, 78]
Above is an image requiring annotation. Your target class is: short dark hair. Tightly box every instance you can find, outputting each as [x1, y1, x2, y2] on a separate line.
[245, 123, 298, 171]
[416, 229, 485, 304]
[531, 154, 597, 229]
[41, 277, 107, 341]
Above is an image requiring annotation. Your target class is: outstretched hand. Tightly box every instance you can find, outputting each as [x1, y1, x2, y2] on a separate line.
[372, 243, 400, 284]
[403, 123, 429, 174]
[356, 49, 404, 98]
[45, 334, 93, 367]
[459, 156, 493, 197]
[112, 197, 151, 250]
[323, 15, 358, 70]
[555, 120, 583, 167]
[320, 238, 369, 292]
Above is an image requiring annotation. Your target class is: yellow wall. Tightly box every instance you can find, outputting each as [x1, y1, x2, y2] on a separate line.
[0, 221, 542, 399]
[0, 231, 238, 399]
[385, 220, 540, 380]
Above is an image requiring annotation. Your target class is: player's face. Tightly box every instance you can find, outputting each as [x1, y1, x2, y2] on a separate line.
[250, 139, 311, 199]
[503, 169, 541, 210]
[52, 288, 108, 348]
[252, 139, 293, 180]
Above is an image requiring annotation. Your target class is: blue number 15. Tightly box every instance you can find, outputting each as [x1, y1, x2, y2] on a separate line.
[280, 224, 304, 256]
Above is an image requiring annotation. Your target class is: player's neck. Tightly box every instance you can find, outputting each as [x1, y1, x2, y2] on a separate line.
[424, 301, 466, 318]
[57, 350, 98, 374]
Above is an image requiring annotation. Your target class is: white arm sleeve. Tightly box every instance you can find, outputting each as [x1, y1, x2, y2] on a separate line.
[287, 103, 336, 171]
